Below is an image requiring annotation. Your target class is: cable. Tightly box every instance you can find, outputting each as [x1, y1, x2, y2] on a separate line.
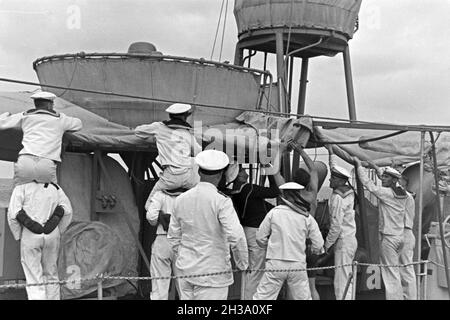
[242, 50, 257, 67]
[210, 0, 225, 60]
[311, 130, 407, 145]
[0, 76, 349, 121]
[284, 0, 295, 57]
[219, 0, 228, 62]
[3, 76, 450, 132]
[241, 183, 253, 221]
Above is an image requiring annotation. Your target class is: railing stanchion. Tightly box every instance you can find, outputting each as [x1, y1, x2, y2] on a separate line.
[97, 274, 103, 300]
[352, 262, 358, 300]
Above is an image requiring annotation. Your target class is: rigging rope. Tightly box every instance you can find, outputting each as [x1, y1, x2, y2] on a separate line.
[219, 0, 228, 62]
[284, 0, 295, 57]
[210, 0, 225, 60]
[311, 130, 408, 145]
[1, 76, 449, 132]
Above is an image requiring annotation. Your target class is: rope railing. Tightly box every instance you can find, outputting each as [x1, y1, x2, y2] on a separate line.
[429, 259, 450, 270]
[0, 261, 428, 291]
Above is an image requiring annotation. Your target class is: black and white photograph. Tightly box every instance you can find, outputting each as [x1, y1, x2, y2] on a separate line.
[0, 0, 449, 309]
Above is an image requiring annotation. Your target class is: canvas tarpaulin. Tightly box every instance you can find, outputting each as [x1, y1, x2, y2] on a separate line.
[0, 91, 154, 162]
[234, 0, 362, 39]
[35, 56, 263, 128]
[200, 111, 313, 164]
[199, 111, 450, 170]
[58, 221, 126, 299]
[315, 126, 442, 167]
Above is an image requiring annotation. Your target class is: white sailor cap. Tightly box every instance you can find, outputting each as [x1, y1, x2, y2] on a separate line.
[195, 149, 230, 171]
[279, 182, 305, 190]
[383, 167, 402, 179]
[30, 91, 56, 101]
[331, 166, 351, 180]
[165, 103, 192, 114]
[225, 163, 239, 185]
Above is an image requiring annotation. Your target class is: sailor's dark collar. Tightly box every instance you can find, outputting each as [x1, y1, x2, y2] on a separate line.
[391, 186, 407, 198]
[333, 188, 354, 198]
[162, 188, 188, 196]
[162, 118, 191, 129]
[228, 182, 249, 195]
[218, 190, 230, 198]
[280, 197, 309, 217]
[24, 109, 60, 117]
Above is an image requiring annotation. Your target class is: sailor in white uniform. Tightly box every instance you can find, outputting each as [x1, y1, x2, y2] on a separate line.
[167, 150, 248, 300]
[355, 158, 407, 300]
[325, 147, 357, 300]
[146, 187, 186, 300]
[7, 181, 73, 300]
[135, 103, 202, 199]
[0, 92, 82, 186]
[399, 189, 417, 300]
[254, 182, 324, 300]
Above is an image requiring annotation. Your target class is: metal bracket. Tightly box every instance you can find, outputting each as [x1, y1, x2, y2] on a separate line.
[95, 192, 118, 213]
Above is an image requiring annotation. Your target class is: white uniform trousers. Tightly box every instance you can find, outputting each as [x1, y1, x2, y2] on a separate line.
[150, 235, 176, 300]
[149, 165, 199, 199]
[379, 233, 404, 300]
[253, 259, 311, 300]
[399, 229, 417, 300]
[20, 227, 60, 300]
[243, 227, 267, 300]
[14, 154, 57, 186]
[334, 236, 357, 300]
[177, 279, 228, 300]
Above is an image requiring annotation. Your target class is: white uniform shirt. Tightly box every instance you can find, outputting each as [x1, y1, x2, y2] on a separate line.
[145, 190, 176, 235]
[405, 192, 415, 230]
[135, 122, 201, 172]
[167, 182, 248, 287]
[0, 111, 82, 162]
[256, 205, 324, 262]
[325, 190, 356, 250]
[7, 182, 74, 240]
[357, 167, 407, 236]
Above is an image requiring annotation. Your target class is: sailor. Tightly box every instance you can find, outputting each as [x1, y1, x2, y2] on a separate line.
[225, 164, 282, 300]
[135, 103, 202, 199]
[400, 186, 417, 300]
[0, 92, 82, 186]
[276, 142, 322, 299]
[167, 149, 248, 300]
[354, 158, 407, 300]
[145, 187, 187, 300]
[7, 181, 73, 300]
[253, 182, 324, 300]
[292, 146, 321, 300]
[324, 145, 357, 300]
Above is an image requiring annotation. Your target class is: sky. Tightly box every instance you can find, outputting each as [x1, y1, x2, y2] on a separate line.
[0, 0, 449, 177]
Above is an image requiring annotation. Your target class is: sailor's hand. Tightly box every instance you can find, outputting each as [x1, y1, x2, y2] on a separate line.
[205, 136, 215, 144]
[390, 158, 398, 168]
[289, 141, 304, 153]
[278, 141, 289, 153]
[361, 160, 373, 168]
